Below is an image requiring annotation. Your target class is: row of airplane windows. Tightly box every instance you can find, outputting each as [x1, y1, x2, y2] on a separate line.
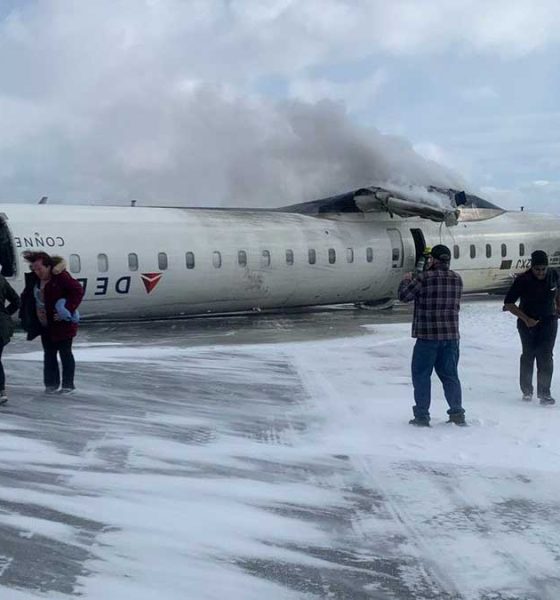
[64, 241, 526, 274]
[459, 242, 525, 260]
[67, 247, 376, 273]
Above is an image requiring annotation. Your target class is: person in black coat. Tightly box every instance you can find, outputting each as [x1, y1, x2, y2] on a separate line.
[504, 250, 560, 404]
[0, 269, 20, 404]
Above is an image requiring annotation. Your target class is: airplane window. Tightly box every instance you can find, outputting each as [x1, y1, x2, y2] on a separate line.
[328, 248, 336, 264]
[158, 252, 168, 270]
[308, 249, 316, 265]
[346, 248, 354, 263]
[261, 250, 271, 267]
[286, 249, 294, 265]
[391, 248, 399, 262]
[69, 254, 81, 273]
[367, 248, 374, 263]
[128, 253, 138, 271]
[185, 252, 195, 269]
[97, 253, 108, 273]
[238, 250, 247, 267]
[501, 244, 507, 258]
[519, 243, 525, 257]
[453, 245, 460, 259]
[486, 244, 492, 258]
[470, 245, 476, 259]
[213, 251, 222, 268]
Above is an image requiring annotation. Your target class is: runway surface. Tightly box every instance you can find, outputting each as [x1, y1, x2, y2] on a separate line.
[1, 300, 559, 599]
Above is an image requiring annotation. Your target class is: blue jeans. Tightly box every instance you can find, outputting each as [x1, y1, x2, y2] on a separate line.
[411, 339, 463, 421]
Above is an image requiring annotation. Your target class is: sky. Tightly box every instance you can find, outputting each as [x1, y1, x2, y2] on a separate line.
[0, 0, 559, 212]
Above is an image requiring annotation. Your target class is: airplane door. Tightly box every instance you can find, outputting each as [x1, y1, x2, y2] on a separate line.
[410, 228, 426, 264]
[387, 228, 404, 268]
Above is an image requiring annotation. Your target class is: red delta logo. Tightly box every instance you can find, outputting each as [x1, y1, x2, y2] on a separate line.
[140, 273, 163, 294]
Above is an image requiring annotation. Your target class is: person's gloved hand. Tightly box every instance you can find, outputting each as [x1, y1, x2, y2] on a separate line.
[55, 299, 80, 323]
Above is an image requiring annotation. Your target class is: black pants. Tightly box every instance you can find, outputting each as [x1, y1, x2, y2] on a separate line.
[518, 317, 558, 397]
[0, 343, 5, 391]
[41, 334, 75, 390]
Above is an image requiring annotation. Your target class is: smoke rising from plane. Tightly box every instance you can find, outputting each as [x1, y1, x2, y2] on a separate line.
[0, 85, 464, 208]
[0, 2, 465, 208]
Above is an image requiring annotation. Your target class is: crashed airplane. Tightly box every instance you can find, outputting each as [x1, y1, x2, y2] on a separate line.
[0, 186, 558, 319]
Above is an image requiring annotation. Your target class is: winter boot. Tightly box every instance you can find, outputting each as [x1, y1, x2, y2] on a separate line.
[58, 387, 75, 395]
[447, 413, 467, 426]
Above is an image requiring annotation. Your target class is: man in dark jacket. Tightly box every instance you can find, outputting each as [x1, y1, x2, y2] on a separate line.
[0, 270, 20, 403]
[504, 250, 560, 405]
[398, 244, 465, 426]
[20, 251, 84, 394]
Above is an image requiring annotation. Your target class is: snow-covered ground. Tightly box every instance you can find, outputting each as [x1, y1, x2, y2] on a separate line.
[1, 300, 559, 599]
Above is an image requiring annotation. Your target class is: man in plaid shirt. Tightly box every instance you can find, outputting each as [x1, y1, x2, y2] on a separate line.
[398, 244, 466, 426]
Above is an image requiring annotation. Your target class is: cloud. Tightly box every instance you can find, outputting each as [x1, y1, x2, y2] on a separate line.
[226, 0, 560, 62]
[482, 180, 560, 214]
[0, 1, 466, 206]
[0, 1, 558, 206]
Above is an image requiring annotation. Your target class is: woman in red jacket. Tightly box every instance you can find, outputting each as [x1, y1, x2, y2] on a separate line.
[21, 251, 84, 394]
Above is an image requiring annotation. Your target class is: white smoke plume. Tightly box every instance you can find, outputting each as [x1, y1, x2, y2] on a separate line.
[0, 85, 464, 207]
[379, 182, 460, 211]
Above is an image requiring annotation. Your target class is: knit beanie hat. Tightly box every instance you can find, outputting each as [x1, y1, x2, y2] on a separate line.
[531, 250, 548, 266]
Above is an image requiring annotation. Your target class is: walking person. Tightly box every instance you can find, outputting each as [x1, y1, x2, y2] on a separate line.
[0, 268, 20, 404]
[503, 250, 560, 405]
[398, 244, 466, 426]
[20, 251, 84, 394]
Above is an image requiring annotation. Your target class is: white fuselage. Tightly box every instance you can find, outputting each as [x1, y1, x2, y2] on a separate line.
[1, 204, 559, 320]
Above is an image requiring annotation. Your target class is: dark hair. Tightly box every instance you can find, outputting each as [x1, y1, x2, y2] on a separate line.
[23, 251, 54, 267]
